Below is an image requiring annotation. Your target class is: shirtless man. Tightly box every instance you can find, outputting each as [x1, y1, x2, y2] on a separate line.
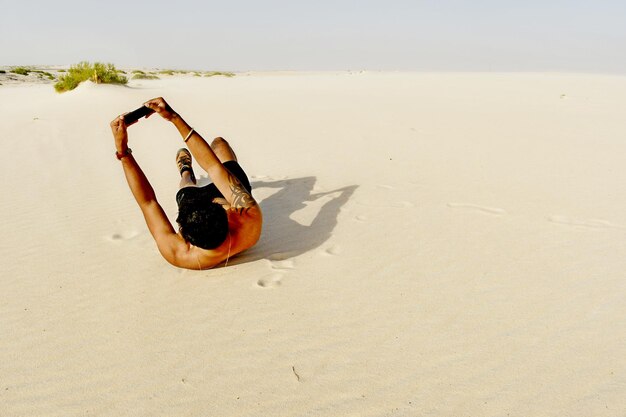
[110, 97, 262, 269]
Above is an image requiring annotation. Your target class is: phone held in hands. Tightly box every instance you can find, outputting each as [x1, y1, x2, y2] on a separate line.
[123, 106, 155, 125]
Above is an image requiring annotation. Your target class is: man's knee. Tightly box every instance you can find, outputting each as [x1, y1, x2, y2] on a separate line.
[211, 137, 237, 162]
[211, 137, 228, 149]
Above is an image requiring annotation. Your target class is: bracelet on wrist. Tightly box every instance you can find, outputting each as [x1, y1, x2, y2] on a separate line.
[115, 148, 132, 160]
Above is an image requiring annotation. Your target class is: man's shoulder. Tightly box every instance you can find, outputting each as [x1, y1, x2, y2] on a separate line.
[229, 204, 263, 227]
[229, 206, 262, 248]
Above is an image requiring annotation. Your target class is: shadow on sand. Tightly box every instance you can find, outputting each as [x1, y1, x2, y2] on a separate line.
[233, 177, 358, 264]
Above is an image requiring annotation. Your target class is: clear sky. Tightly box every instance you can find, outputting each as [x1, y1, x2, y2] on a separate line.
[1, 0, 625, 72]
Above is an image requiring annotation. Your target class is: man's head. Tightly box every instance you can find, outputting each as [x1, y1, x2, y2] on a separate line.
[176, 201, 228, 249]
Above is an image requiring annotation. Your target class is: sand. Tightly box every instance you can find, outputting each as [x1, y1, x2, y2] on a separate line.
[1, 72, 625, 416]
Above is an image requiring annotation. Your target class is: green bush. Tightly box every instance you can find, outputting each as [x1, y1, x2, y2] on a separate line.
[58, 69, 66, 72]
[54, 62, 91, 92]
[11, 67, 30, 76]
[54, 62, 127, 92]
[93, 62, 128, 84]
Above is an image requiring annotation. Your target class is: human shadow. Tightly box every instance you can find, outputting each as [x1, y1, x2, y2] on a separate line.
[232, 177, 358, 264]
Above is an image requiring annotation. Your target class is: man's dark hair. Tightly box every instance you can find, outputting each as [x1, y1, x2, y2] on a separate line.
[176, 201, 228, 249]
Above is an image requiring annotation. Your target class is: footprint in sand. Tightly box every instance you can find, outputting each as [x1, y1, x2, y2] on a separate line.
[447, 203, 506, 215]
[268, 252, 294, 261]
[267, 252, 296, 263]
[355, 215, 367, 222]
[547, 215, 624, 229]
[270, 259, 295, 271]
[322, 245, 341, 256]
[257, 255, 296, 287]
[106, 231, 139, 241]
[377, 184, 394, 190]
[256, 274, 283, 288]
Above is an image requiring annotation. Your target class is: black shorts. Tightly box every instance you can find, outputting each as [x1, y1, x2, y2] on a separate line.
[176, 161, 252, 208]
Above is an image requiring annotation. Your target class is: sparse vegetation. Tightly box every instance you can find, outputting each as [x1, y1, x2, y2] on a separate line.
[204, 71, 235, 77]
[11, 67, 31, 76]
[132, 73, 159, 80]
[0, 70, 6, 74]
[32, 70, 55, 80]
[158, 69, 194, 75]
[132, 70, 145, 75]
[54, 62, 127, 92]
[58, 69, 66, 72]
[154, 69, 235, 78]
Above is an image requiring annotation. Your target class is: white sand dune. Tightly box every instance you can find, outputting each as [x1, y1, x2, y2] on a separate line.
[1, 72, 625, 416]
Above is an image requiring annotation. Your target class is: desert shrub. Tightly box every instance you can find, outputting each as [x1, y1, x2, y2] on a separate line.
[11, 67, 30, 76]
[0, 70, 6, 74]
[158, 70, 175, 75]
[58, 69, 66, 72]
[54, 62, 91, 92]
[132, 70, 145, 74]
[132, 73, 159, 80]
[54, 62, 127, 92]
[92, 62, 127, 84]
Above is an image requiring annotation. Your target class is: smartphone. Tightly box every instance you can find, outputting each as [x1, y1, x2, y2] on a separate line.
[123, 105, 155, 125]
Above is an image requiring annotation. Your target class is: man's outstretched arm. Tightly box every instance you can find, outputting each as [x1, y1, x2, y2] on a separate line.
[110, 116, 190, 266]
[144, 97, 258, 213]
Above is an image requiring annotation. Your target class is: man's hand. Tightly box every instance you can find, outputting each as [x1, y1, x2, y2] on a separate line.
[144, 97, 177, 121]
[110, 115, 128, 152]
